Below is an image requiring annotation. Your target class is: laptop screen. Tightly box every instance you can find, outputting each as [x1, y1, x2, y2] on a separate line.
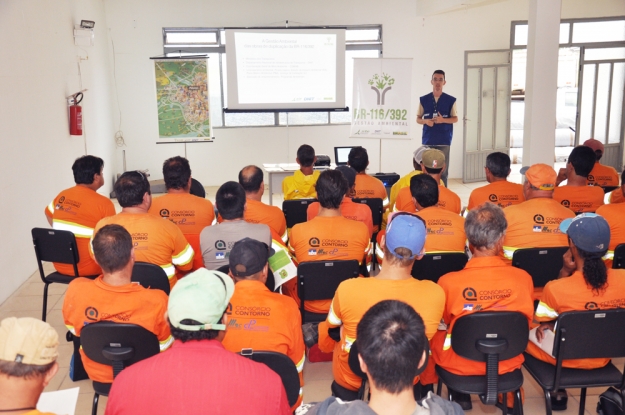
[334, 146, 357, 166]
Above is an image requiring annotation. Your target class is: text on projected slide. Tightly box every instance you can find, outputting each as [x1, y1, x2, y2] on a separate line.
[235, 32, 337, 104]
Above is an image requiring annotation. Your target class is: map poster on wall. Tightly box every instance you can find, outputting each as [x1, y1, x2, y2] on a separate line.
[154, 59, 212, 142]
[350, 58, 412, 139]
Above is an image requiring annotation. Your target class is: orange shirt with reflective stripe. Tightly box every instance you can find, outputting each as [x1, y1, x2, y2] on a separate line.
[596, 203, 625, 268]
[62, 276, 172, 383]
[395, 186, 461, 215]
[288, 216, 371, 313]
[307, 198, 374, 238]
[149, 192, 215, 235]
[222, 280, 305, 408]
[588, 162, 619, 187]
[432, 256, 534, 376]
[94, 213, 194, 289]
[467, 181, 525, 211]
[609, 189, 625, 204]
[527, 269, 625, 369]
[44, 186, 116, 276]
[354, 173, 389, 207]
[324, 277, 445, 391]
[553, 185, 604, 213]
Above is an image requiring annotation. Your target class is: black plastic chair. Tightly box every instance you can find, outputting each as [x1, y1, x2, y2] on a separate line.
[297, 260, 360, 323]
[512, 247, 569, 288]
[282, 199, 317, 229]
[331, 340, 369, 401]
[436, 311, 529, 415]
[523, 309, 625, 415]
[239, 349, 300, 407]
[613, 243, 625, 269]
[80, 321, 161, 415]
[31, 227, 97, 321]
[353, 198, 384, 270]
[602, 186, 618, 194]
[190, 178, 206, 198]
[411, 252, 468, 283]
[131, 261, 170, 295]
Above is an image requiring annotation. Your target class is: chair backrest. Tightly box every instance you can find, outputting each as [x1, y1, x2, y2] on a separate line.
[239, 350, 300, 407]
[190, 178, 206, 198]
[80, 321, 160, 379]
[31, 228, 80, 277]
[282, 199, 317, 229]
[512, 247, 569, 288]
[131, 262, 170, 295]
[613, 243, 625, 269]
[411, 253, 468, 283]
[352, 198, 383, 227]
[347, 341, 367, 381]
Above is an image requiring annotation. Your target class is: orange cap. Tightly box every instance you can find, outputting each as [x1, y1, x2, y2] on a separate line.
[583, 138, 604, 153]
[520, 164, 556, 191]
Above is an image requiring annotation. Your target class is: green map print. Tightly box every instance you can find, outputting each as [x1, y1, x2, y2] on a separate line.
[155, 60, 211, 138]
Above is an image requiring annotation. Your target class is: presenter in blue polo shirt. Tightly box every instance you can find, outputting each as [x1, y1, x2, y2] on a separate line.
[416, 70, 458, 187]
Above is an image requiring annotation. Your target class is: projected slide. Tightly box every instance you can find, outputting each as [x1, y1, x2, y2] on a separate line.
[234, 32, 337, 104]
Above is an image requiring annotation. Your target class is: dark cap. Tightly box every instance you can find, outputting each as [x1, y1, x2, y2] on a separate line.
[336, 165, 357, 188]
[229, 238, 272, 277]
[559, 213, 610, 253]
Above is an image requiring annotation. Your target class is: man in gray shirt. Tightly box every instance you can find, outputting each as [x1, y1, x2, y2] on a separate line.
[200, 181, 271, 269]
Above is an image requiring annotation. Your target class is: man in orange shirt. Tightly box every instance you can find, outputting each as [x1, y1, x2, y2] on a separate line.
[282, 144, 320, 200]
[149, 156, 215, 270]
[348, 146, 389, 208]
[44, 155, 116, 276]
[289, 169, 371, 314]
[64, 224, 172, 384]
[583, 138, 620, 188]
[94, 171, 194, 289]
[318, 213, 445, 396]
[596, 170, 625, 267]
[222, 238, 305, 409]
[432, 203, 534, 410]
[388, 146, 429, 212]
[394, 149, 461, 214]
[502, 164, 575, 264]
[307, 166, 374, 237]
[467, 152, 524, 212]
[554, 146, 604, 213]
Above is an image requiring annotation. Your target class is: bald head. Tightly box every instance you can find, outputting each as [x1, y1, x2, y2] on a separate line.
[238, 165, 264, 199]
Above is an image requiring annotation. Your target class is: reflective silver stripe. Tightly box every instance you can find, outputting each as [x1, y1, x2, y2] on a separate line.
[382, 197, 389, 206]
[328, 303, 342, 326]
[299, 388, 303, 397]
[296, 355, 305, 373]
[161, 264, 176, 279]
[211, 216, 217, 225]
[502, 246, 516, 260]
[66, 325, 76, 335]
[375, 244, 384, 259]
[281, 230, 288, 243]
[393, 205, 399, 212]
[443, 334, 452, 350]
[172, 244, 194, 266]
[53, 219, 94, 238]
[604, 250, 614, 260]
[159, 335, 174, 351]
[343, 336, 355, 353]
[47, 202, 55, 214]
[535, 302, 559, 319]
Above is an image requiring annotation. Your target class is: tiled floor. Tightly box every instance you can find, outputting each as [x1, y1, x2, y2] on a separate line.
[3, 178, 618, 414]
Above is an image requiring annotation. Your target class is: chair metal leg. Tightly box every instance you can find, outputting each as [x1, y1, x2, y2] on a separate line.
[578, 388, 586, 415]
[92, 393, 99, 415]
[436, 379, 443, 396]
[42, 283, 50, 321]
[501, 391, 508, 415]
[515, 388, 524, 415]
[544, 390, 553, 415]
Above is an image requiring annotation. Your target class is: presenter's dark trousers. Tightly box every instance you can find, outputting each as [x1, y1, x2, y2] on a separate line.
[429, 145, 450, 187]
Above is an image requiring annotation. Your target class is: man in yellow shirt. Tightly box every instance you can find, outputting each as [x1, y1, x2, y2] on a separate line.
[282, 144, 320, 200]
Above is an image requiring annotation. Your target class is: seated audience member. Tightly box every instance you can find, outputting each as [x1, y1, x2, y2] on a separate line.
[467, 152, 524, 212]
[502, 164, 574, 264]
[222, 238, 305, 408]
[64, 225, 172, 384]
[394, 149, 461, 214]
[282, 144, 320, 200]
[149, 156, 215, 270]
[609, 186, 625, 204]
[553, 146, 604, 213]
[583, 138, 619, 188]
[596, 170, 625, 267]
[0, 317, 60, 415]
[310, 300, 461, 415]
[307, 165, 374, 237]
[388, 146, 429, 212]
[318, 213, 445, 396]
[349, 146, 389, 208]
[105, 268, 290, 415]
[432, 203, 534, 409]
[289, 169, 371, 314]
[44, 155, 115, 276]
[527, 213, 625, 411]
[200, 181, 271, 270]
[376, 175, 466, 265]
[94, 171, 194, 289]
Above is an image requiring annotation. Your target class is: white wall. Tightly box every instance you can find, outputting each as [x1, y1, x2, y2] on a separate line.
[0, 0, 117, 305]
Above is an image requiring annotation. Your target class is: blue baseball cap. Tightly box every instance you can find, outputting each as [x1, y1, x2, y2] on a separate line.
[559, 213, 610, 253]
[385, 213, 427, 259]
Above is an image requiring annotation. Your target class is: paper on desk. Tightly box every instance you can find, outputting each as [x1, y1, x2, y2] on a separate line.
[37, 387, 80, 415]
[529, 326, 556, 358]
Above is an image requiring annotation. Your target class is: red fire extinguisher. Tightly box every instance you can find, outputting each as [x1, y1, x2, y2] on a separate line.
[69, 92, 83, 136]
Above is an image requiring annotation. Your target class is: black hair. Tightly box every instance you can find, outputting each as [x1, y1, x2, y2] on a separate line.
[0, 360, 56, 379]
[577, 246, 609, 295]
[485, 152, 511, 178]
[316, 169, 348, 209]
[72, 155, 103, 185]
[216, 181, 246, 220]
[568, 146, 596, 178]
[169, 318, 221, 342]
[410, 174, 438, 208]
[432, 70, 445, 80]
[114, 171, 151, 208]
[163, 156, 191, 190]
[238, 165, 264, 193]
[357, 300, 426, 394]
[348, 147, 368, 173]
[621, 170, 625, 185]
[297, 144, 316, 167]
[92, 225, 133, 273]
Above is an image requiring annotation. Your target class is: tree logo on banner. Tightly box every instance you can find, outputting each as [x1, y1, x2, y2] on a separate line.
[368, 73, 395, 105]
